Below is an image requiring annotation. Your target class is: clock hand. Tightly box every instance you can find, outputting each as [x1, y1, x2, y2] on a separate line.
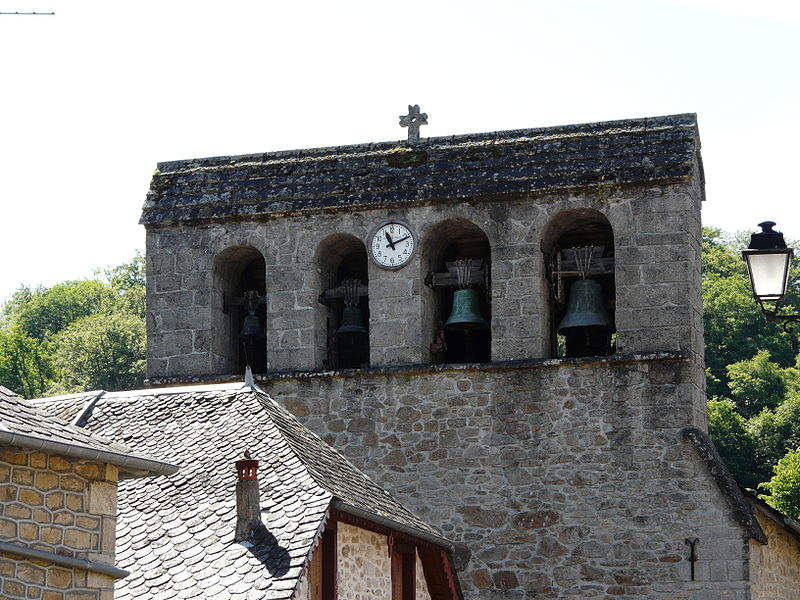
[393, 235, 411, 245]
[385, 231, 396, 250]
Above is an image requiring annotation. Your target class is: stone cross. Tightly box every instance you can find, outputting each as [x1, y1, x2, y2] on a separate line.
[399, 104, 428, 144]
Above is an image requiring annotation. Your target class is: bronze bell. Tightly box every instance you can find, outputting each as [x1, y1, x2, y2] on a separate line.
[337, 306, 368, 336]
[557, 279, 612, 357]
[445, 288, 488, 330]
[239, 310, 264, 339]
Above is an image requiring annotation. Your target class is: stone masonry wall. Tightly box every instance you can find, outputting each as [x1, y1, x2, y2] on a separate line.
[749, 510, 800, 599]
[337, 522, 391, 600]
[293, 523, 433, 600]
[415, 550, 432, 600]
[0, 447, 118, 600]
[145, 181, 706, 426]
[143, 137, 713, 600]
[259, 356, 750, 600]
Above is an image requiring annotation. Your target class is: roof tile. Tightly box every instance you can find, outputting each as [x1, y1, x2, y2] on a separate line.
[35, 382, 444, 600]
[141, 114, 701, 225]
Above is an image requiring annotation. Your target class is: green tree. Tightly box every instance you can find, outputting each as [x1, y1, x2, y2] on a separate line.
[5, 280, 112, 341]
[104, 252, 146, 318]
[702, 227, 748, 279]
[747, 397, 800, 481]
[0, 286, 32, 327]
[0, 254, 146, 397]
[726, 350, 787, 417]
[707, 398, 758, 488]
[49, 312, 146, 393]
[760, 448, 800, 520]
[0, 326, 51, 398]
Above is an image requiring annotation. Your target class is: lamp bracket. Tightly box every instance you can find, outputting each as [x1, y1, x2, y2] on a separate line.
[758, 300, 800, 332]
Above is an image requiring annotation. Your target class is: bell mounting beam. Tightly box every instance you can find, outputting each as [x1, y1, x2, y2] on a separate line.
[318, 283, 368, 305]
[223, 293, 266, 314]
[426, 259, 487, 290]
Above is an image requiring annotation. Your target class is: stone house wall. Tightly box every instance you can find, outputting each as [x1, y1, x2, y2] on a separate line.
[414, 547, 431, 600]
[293, 522, 433, 600]
[337, 522, 392, 600]
[749, 510, 800, 599]
[145, 181, 706, 430]
[259, 355, 750, 600]
[0, 447, 118, 600]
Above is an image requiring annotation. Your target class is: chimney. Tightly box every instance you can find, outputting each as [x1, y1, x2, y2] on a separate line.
[234, 452, 261, 543]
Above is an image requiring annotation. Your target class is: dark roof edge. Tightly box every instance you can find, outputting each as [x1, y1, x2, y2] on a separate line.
[0, 431, 179, 477]
[743, 488, 800, 542]
[139, 175, 697, 228]
[144, 351, 691, 388]
[154, 113, 699, 170]
[331, 499, 454, 550]
[681, 427, 768, 544]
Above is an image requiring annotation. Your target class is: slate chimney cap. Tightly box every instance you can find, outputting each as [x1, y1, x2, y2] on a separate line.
[236, 452, 259, 481]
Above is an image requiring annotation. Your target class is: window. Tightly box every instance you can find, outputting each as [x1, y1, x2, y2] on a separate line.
[424, 219, 491, 364]
[542, 210, 615, 358]
[212, 246, 267, 373]
[316, 234, 370, 369]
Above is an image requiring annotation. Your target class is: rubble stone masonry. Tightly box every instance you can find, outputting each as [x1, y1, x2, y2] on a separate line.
[258, 356, 749, 599]
[0, 447, 118, 600]
[750, 511, 800, 599]
[144, 180, 706, 427]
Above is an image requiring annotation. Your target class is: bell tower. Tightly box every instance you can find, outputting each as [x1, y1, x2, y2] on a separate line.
[138, 113, 761, 599]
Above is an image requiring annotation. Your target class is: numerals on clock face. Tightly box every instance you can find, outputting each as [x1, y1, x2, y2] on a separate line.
[371, 223, 415, 269]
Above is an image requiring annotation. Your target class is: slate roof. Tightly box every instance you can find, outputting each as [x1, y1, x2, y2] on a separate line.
[141, 113, 702, 225]
[29, 389, 106, 426]
[0, 387, 175, 476]
[33, 382, 448, 600]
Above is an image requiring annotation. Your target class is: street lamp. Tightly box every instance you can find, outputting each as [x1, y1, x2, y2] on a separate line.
[742, 221, 798, 325]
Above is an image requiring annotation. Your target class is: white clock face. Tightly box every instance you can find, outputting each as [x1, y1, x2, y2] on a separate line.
[370, 222, 415, 269]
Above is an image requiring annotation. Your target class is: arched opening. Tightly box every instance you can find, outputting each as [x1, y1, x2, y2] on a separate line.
[317, 234, 370, 370]
[424, 219, 491, 364]
[542, 210, 615, 358]
[213, 246, 267, 374]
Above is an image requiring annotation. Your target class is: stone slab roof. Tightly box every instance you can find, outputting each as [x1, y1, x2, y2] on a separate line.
[33, 382, 448, 600]
[141, 113, 702, 225]
[0, 388, 175, 476]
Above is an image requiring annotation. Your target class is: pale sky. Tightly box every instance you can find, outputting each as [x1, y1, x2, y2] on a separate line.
[1, 0, 798, 303]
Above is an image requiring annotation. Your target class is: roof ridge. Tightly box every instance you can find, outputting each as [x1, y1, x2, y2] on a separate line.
[143, 112, 702, 226]
[96, 381, 245, 398]
[29, 389, 106, 404]
[155, 113, 697, 170]
[234, 387, 329, 504]
[248, 387, 442, 539]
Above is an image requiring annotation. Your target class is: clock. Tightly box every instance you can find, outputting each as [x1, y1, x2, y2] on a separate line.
[369, 221, 416, 270]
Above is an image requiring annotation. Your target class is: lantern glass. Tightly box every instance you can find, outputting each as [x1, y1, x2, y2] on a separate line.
[743, 249, 793, 302]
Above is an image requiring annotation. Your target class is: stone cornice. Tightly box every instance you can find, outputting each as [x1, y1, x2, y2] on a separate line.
[145, 351, 691, 387]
